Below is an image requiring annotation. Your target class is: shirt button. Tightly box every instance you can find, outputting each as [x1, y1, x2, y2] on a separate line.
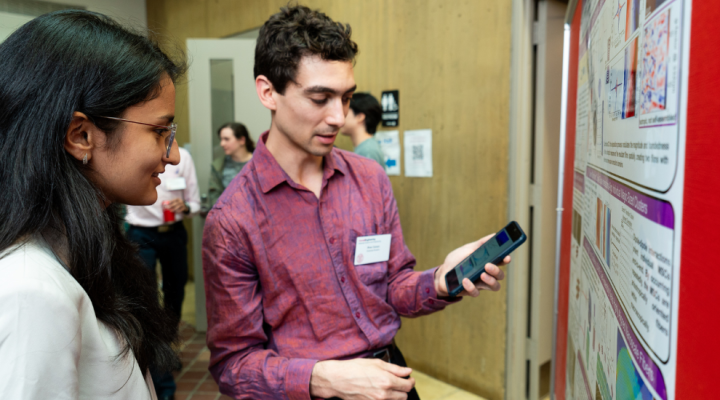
[425, 288, 430, 294]
[329, 237, 336, 244]
[340, 276, 346, 283]
[355, 312, 361, 319]
[428, 299, 435, 305]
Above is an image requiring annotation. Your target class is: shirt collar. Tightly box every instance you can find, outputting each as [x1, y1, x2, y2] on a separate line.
[254, 131, 348, 194]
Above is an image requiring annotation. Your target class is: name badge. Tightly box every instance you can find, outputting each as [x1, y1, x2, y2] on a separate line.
[354, 234, 392, 265]
[165, 177, 187, 191]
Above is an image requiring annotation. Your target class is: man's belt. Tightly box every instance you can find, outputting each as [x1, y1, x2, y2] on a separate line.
[370, 347, 392, 363]
[130, 221, 183, 233]
[366, 341, 397, 363]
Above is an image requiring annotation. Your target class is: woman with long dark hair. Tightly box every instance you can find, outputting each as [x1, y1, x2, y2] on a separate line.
[0, 10, 185, 399]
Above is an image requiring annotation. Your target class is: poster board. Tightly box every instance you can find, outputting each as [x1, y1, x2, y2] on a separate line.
[553, 0, 720, 398]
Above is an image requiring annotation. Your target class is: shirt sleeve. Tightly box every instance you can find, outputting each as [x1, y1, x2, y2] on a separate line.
[379, 173, 462, 316]
[180, 150, 201, 216]
[202, 209, 317, 400]
[0, 274, 81, 399]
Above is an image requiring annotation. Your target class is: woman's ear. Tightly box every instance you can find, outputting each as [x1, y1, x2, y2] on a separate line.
[64, 112, 97, 163]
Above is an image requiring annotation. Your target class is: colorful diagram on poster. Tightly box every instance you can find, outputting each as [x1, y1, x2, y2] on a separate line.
[617, 332, 653, 400]
[622, 37, 638, 118]
[607, 57, 625, 120]
[606, 37, 638, 120]
[612, 0, 628, 46]
[640, 9, 670, 115]
[626, 0, 641, 40]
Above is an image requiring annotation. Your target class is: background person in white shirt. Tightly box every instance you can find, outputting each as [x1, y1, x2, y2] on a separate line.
[0, 10, 185, 400]
[126, 146, 200, 399]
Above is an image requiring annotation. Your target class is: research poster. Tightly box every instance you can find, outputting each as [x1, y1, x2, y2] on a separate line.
[566, 0, 690, 399]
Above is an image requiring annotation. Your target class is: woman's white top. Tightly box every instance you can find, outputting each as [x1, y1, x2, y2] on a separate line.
[0, 237, 157, 400]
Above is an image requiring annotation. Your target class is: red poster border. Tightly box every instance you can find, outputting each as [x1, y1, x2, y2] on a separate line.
[552, 2, 581, 399]
[676, 0, 720, 395]
[553, 0, 720, 398]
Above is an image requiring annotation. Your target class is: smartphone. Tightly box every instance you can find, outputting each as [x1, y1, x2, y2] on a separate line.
[445, 221, 527, 297]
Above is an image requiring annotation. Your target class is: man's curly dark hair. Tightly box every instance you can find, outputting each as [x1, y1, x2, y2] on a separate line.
[254, 4, 359, 94]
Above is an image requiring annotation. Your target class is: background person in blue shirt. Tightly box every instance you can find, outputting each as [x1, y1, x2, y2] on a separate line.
[341, 92, 385, 169]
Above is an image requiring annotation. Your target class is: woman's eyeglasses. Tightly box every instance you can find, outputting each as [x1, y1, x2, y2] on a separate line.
[96, 116, 177, 158]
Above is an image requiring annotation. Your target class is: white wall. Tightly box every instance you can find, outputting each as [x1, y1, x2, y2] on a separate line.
[0, 0, 146, 44]
[0, 12, 33, 42]
[44, 0, 147, 29]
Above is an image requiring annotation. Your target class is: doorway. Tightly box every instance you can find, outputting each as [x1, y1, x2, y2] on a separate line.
[186, 36, 271, 331]
[507, 0, 567, 399]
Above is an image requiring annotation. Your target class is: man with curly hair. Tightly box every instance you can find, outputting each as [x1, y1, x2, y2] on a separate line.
[203, 5, 509, 400]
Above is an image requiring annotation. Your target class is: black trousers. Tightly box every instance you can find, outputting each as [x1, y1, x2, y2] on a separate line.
[328, 344, 420, 400]
[126, 222, 188, 325]
[127, 223, 188, 397]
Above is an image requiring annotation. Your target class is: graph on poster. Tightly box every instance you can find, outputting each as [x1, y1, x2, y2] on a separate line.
[565, 0, 690, 399]
[640, 9, 670, 115]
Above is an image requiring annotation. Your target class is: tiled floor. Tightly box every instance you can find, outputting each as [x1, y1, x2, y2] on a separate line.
[172, 323, 220, 400]
[176, 282, 487, 400]
[173, 322, 487, 400]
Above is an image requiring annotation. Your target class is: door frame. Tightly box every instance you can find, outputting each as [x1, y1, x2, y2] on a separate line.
[506, 0, 567, 398]
[506, 0, 534, 397]
[186, 38, 269, 331]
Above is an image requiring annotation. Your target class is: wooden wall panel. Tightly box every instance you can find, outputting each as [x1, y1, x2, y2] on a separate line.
[146, 0, 210, 281]
[146, 1, 512, 398]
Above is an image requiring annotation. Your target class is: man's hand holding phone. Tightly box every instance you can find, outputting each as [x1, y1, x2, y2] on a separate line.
[434, 234, 510, 297]
[310, 358, 415, 400]
[435, 221, 526, 297]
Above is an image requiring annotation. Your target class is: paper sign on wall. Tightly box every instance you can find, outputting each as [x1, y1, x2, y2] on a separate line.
[374, 130, 401, 176]
[404, 129, 432, 178]
[381, 90, 399, 127]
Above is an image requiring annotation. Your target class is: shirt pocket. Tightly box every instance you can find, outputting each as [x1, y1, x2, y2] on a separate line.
[348, 229, 389, 290]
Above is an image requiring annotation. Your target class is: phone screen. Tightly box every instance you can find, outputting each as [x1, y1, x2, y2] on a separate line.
[447, 230, 513, 293]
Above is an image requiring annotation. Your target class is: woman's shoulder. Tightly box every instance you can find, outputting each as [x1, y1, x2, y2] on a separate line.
[0, 239, 88, 355]
[212, 155, 226, 172]
[0, 239, 85, 308]
[0, 240, 149, 399]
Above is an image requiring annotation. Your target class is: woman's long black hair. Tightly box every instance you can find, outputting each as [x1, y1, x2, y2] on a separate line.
[0, 10, 186, 373]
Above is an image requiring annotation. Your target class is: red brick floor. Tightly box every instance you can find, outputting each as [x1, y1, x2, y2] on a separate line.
[173, 322, 234, 400]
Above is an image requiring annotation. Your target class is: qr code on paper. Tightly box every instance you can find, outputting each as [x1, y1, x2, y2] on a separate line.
[412, 145, 423, 160]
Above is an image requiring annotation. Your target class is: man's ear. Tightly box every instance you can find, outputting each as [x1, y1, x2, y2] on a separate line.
[355, 112, 366, 125]
[64, 111, 97, 163]
[256, 75, 278, 111]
